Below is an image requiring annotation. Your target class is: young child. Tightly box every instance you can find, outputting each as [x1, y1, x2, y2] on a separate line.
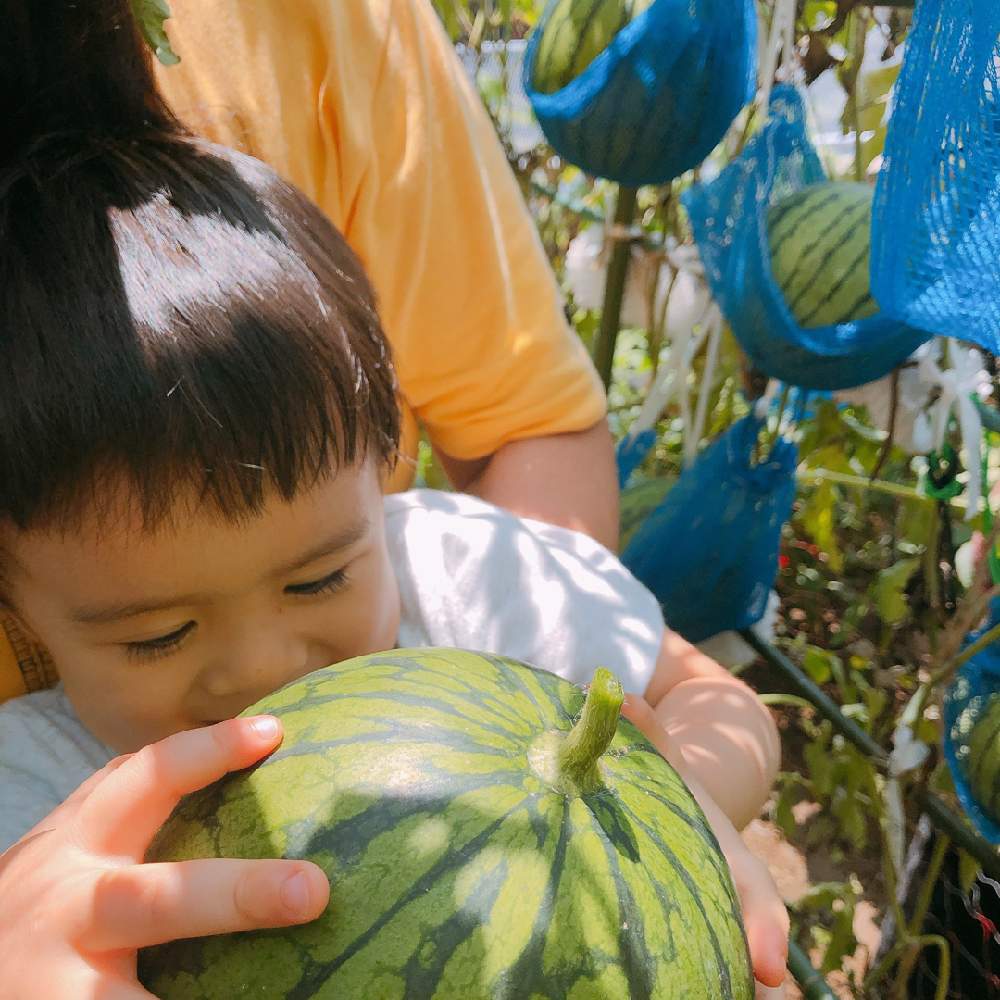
[0, 2, 787, 995]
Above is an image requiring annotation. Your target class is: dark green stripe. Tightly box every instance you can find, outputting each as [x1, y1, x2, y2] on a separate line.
[615, 796, 744, 1000]
[290, 803, 531, 997]
[396, 856, 512, 998]
[780, 199, 870, 309]
[487, 651, 578, 729]
[502, 797, 572, 995]
[768, 188, 845, 254]
[538, 0, 602, 90]
[586, 792, 657, 1000]
[309, 776, 526, 865]
[830, 286, 878, 324]
[569, 0, 623, 80]
[274, 687, 529, 749]
[618, 763, 737, 892]
[797, 240, 871, 327]
[618, 778, 735, 897]
[970, 709, 1000, 790]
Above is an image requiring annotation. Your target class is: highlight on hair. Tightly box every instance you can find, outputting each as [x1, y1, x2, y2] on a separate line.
[0, 0, 400, 531]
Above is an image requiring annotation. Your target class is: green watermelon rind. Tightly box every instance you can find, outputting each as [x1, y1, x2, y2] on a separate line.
[139, 648, 753, 1000]
[766, 181, 879, 330]
[966, 695, 1000, 824]
[532, 0, 654, 96]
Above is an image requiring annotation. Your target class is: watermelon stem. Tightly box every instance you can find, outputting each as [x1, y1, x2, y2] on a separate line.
[557, 668, 624, 795]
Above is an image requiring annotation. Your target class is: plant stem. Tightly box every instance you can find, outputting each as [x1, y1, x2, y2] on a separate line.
[927, 616, 1000, 690]
[906, 835, 951, 947]
[787, 940, 836, 999]
[593, 187, 639, 389]
[557, 669, 623, 795]
[796, 468, 957, 507]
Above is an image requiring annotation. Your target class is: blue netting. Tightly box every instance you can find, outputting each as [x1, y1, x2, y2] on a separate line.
[871, 0, 1000, 352]
[943, 598, 1000, 845]
[523, 0, 756, 187]
[616, 428, 656, 488]
[683, 85, 932, 391]
[620, 414, 797, 643]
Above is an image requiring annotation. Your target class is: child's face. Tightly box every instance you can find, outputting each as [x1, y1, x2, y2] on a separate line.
[0, 460, 400, 752]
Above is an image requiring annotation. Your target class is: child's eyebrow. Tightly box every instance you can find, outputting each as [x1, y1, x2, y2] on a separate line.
[274, 515, 370, 576]
[67, 515, 370, 626]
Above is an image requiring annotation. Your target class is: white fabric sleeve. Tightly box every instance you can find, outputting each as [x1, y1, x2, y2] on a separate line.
[0, 689, 113, 852]
[384, 490, 665, 693]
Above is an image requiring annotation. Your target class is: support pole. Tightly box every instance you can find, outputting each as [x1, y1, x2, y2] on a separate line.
[593, 186, 639, 390]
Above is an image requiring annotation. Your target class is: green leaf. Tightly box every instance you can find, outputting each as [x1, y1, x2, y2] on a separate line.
[863, 685, 889, 728]
[803, 0, 837, 30]
[958, 849, 982, 895]
[872, 558, 920, 626]
[803, 645, 834, 685]
[805, 738, 835, 796]
[774, 779, 800, 840]
[800, 479, 845, 573]
[130, 0, 179, 65]
[820, 897, 859, 975]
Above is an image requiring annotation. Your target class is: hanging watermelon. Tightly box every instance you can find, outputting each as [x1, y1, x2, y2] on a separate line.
[533, 0, 655, 94]
[524, 0, 757, 187]
[139, 649, 753, 999]
[965, 694, 1000, 826]
[767, 181, 880, 329]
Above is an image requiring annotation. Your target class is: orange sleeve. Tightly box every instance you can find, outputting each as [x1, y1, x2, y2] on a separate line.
[154, 0, 606, 484]
[336, 0, 607, 462]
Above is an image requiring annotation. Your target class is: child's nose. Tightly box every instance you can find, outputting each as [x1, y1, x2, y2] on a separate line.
[196, 627, 311, 704]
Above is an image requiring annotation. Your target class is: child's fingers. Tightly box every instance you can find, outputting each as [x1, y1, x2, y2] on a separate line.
[97, 985, 158, 1000]
[82, 858, 329, 950]
[755, 981, 786, 1000]
[74, 716, 283, 858]
[620, 693, 664, 745]
[733, 859, 789, 988]
[28, 754, 134, 835]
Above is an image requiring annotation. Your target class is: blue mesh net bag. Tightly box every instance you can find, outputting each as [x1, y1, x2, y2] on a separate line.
[615, 427, 656, 488]
[943, 597, 1000, 845]
[683, 85, 932, 391]
[523, 0, 756, 187]
[870, 0, 1000, 352]
[620, 414, 797, 643]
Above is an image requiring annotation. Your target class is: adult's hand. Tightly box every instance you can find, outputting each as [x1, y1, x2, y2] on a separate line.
[0, 716, 328, 999]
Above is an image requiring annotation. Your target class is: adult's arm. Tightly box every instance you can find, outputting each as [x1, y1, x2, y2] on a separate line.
[437, 419, 620, 550]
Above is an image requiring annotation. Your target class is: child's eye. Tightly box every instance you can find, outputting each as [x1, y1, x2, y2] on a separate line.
[124, 621, 196, 661]
[285, 567, 349, 598]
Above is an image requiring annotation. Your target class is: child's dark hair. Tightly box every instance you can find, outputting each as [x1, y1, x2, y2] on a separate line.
[0, 1, 399, 532]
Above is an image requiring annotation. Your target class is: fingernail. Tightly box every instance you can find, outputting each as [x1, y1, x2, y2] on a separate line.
[249, 715, 280, 741]
[280, 871, 312, 916]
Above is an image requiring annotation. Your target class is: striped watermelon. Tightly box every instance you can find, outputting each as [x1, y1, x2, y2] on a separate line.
[967, 695, 1000, 824]
[139, 649, 753, 999]
[532, 0, 655, 95]
[766, 181, 880, 329]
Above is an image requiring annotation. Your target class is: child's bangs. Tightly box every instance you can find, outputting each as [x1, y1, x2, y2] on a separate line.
[0, 140, 399, 532]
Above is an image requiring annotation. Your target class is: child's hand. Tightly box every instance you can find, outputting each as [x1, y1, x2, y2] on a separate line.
[0, 716, 329, 1000]
[622, 695, 789, 991]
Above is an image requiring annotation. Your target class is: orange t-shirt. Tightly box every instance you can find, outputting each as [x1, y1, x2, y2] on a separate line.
[155, 0, 606, 491]
[0, 0, 606, 700]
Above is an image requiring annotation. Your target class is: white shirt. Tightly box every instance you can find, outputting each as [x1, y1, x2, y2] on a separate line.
[0, 490, 664, 850]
